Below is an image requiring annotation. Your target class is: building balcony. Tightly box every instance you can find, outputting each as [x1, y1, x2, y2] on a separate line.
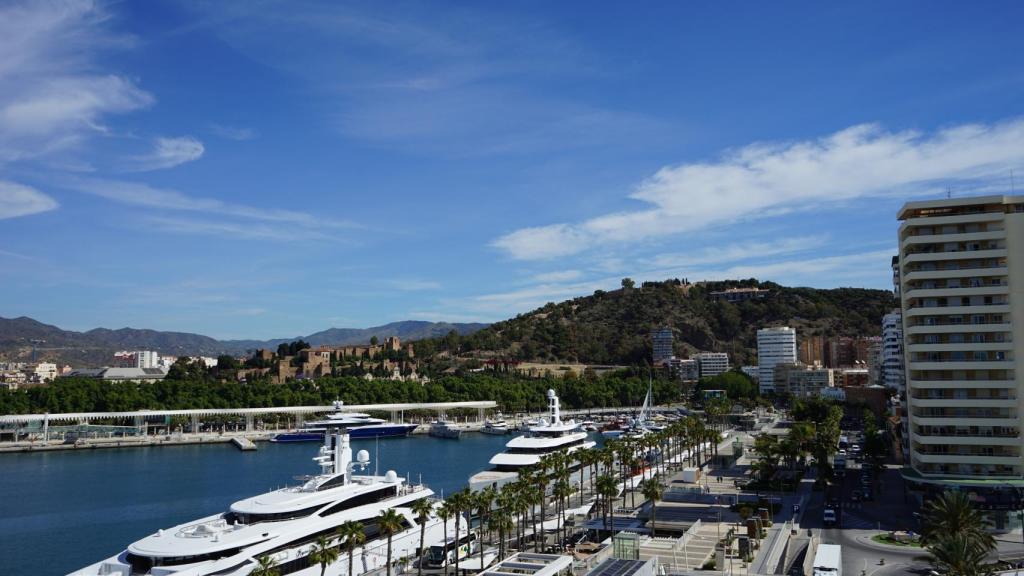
[912, 416, 1019, 427]
[899, 212, 1006, 231]
[912, 432, 1020, 446]
[903, 286, 1009, 298]
[909, 379, 1016, 389]
[903, 267, 1007, 282]
[910, 398, 1017, 408]
[903, 248, 1007, 264]
[907, 360, 1013, 371]
[905, 322, 1011, 334]
[912, 450, 1021, 466]
[903, 304, 1011, 317]
[907, 342, 1014, 353]
[901, 230, 1005, 245]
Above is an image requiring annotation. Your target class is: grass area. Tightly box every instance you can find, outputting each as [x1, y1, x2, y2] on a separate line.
[871, 533, 922, 548]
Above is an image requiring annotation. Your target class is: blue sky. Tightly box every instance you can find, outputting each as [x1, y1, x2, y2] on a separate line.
[2, 1, 1024, 339]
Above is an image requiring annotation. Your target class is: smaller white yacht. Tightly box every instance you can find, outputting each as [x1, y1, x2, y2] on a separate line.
[480, 414, 510, 435]
[429, 418, 462, 439]
[469, 389, 596, 491]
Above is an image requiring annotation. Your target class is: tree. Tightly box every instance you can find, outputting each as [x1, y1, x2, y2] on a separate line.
[621, 278, 635, 289]
[371, 336, 379, 346]
[596, 474, 618, 534]
[308, 535, 339, 576]
[924, 532, 994, 576]
[642, 477, 664, 537]
[920, 491, 995, 551]
[337, 520, 365, 576]
[379, 508, 405, 576]
[411, 499, 434, 576]
[436, 501, 453, 574]
[250, 555, 280, 576]
[448, 489, 472, 573]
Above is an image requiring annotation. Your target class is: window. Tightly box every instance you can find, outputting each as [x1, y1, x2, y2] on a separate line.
[318, 486, 397, 515]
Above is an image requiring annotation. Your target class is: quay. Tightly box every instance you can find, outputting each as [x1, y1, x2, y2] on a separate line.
[0, 401, 496, 452]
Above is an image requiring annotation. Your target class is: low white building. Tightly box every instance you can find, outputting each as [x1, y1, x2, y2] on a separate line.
[693, 352, 729, 378]
[33, 362, 58, 382]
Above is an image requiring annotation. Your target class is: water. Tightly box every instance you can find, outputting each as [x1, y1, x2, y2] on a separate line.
[0, 433, 514, 576]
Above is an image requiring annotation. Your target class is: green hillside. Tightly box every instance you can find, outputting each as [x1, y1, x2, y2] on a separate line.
[442, 279, 895, 366]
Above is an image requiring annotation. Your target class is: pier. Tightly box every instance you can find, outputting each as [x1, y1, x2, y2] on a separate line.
[0, 401, 497, 452]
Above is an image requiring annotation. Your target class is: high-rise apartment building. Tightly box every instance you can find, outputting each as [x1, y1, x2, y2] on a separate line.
[898, 195, 1024, 526]
[757, 326, 797, 393]
[694, 352, 730, 378]
[882, 310, 905, 392]
[651, 327, 674, 365]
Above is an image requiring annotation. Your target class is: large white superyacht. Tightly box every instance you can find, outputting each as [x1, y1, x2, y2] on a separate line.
[69, 428, 456, 576]
[469, 389, 595, 491]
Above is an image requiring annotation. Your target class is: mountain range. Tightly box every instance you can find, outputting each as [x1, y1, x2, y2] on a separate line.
[0, 317, 487, 366]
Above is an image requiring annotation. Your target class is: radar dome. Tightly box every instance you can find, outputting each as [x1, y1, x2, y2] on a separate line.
[356, 450, 370, 463]
[384, 470, 399, 483]
[547, 389, 556, 398]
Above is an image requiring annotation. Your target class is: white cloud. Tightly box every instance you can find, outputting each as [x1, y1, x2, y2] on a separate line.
[385, 279, 442, 291]
[63, 177, 358, 230]
[493, 118, 1024, 260]
[144, 216, 334, 242]
[0, 1, 152, 162]
[0, 180, 59, 220]
[647, 236, 827, 269]
[210, 124, 257, 141]
[530, 270, 583, 283]
[122, 137, 204, 172]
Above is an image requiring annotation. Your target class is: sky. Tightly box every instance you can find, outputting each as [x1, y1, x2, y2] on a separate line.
[1, 0, 1024, 339]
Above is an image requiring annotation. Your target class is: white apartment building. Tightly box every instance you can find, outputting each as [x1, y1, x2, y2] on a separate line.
[882, 311, 906, 392]
[773, 363, 835, 398]
[694, 352, 730, 378]
[135, 351, 160, 369]
[667, 358, 699, 381]
[898, 195, 1024, 526]
[757, 327, 797, 393]
[33, 362, 58, 382]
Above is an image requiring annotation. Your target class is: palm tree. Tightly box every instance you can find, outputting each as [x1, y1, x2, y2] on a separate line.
[553, 477, 571, 546]
[642, 478, 664, 538]
[379, 508, 405, 576]
[596, 474, 618, 535]
[489, 510, 514, 560]
[337, 520, 365, 576]
[250, 555, 280, 576]
[308, 535, 339, 576]
[920, 491, 996, 551]
[924, 532, 994, 576]
[449, 489, 472, 574]
[411, 499, 434, 576]
[436, 501, 453, 574]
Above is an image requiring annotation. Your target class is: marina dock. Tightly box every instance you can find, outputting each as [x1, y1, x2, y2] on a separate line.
[231, 437, 257, 451]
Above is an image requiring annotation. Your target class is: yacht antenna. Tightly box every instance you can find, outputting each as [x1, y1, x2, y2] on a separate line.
[374, 435, 380, 477]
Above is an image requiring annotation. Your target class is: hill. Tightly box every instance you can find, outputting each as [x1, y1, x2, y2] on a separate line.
[0, 317, 487, 366]
[450, 279, 895, 366]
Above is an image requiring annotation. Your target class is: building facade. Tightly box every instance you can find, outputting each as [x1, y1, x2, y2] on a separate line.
[666, 358, 699, 381]
[757, 326, 797, 393]
[898, 195, 1024, 528]
[772, 362, 835, 398]
[882, 310, 906, 392]
[693, 352, 729, 378]
[651, 327, 674, 365]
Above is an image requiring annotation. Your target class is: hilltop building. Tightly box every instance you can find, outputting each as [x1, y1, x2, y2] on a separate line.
[898, 195, 1024, 529]
[757, 326, 797, 393]
[709, 287, 770, 303]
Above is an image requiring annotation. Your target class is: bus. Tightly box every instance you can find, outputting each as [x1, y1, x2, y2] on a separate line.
[425, 533, 477, 568]
[813, 544, 842, 576]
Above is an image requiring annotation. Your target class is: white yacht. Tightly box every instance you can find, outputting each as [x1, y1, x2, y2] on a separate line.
[69, 428, 457, 576]
[469, 389, 595, 491]
[480, 414, 510, 435]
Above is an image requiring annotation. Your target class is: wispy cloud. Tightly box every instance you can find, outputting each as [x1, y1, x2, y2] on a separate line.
[530, 270, 583, 283]
[0, 1, 152, 162]
[122, 136, 204, 172]
[144, 215, 336, 242]
[647, 236, 827, 269]
[493, 118, 1024, 260]
[384, 279, 442, 291]
[0, 180, 59, 220]
[63, 177, 358, 230]
[210, 124, 257, 141]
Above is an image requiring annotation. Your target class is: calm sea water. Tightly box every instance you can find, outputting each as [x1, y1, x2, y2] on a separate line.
[0, 433, 516, 576]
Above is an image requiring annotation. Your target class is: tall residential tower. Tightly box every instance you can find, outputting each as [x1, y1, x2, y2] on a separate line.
[757, 326, 797, 394]
[898, 195, 1024, 528]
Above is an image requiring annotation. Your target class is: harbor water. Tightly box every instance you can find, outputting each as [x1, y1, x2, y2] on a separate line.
[0, 433, 517, 576]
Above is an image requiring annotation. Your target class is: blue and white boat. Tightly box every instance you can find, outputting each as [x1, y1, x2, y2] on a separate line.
[271, 409, 417, 442]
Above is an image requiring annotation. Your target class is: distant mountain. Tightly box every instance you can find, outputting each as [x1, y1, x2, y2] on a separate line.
[0, 317, 487, 366]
